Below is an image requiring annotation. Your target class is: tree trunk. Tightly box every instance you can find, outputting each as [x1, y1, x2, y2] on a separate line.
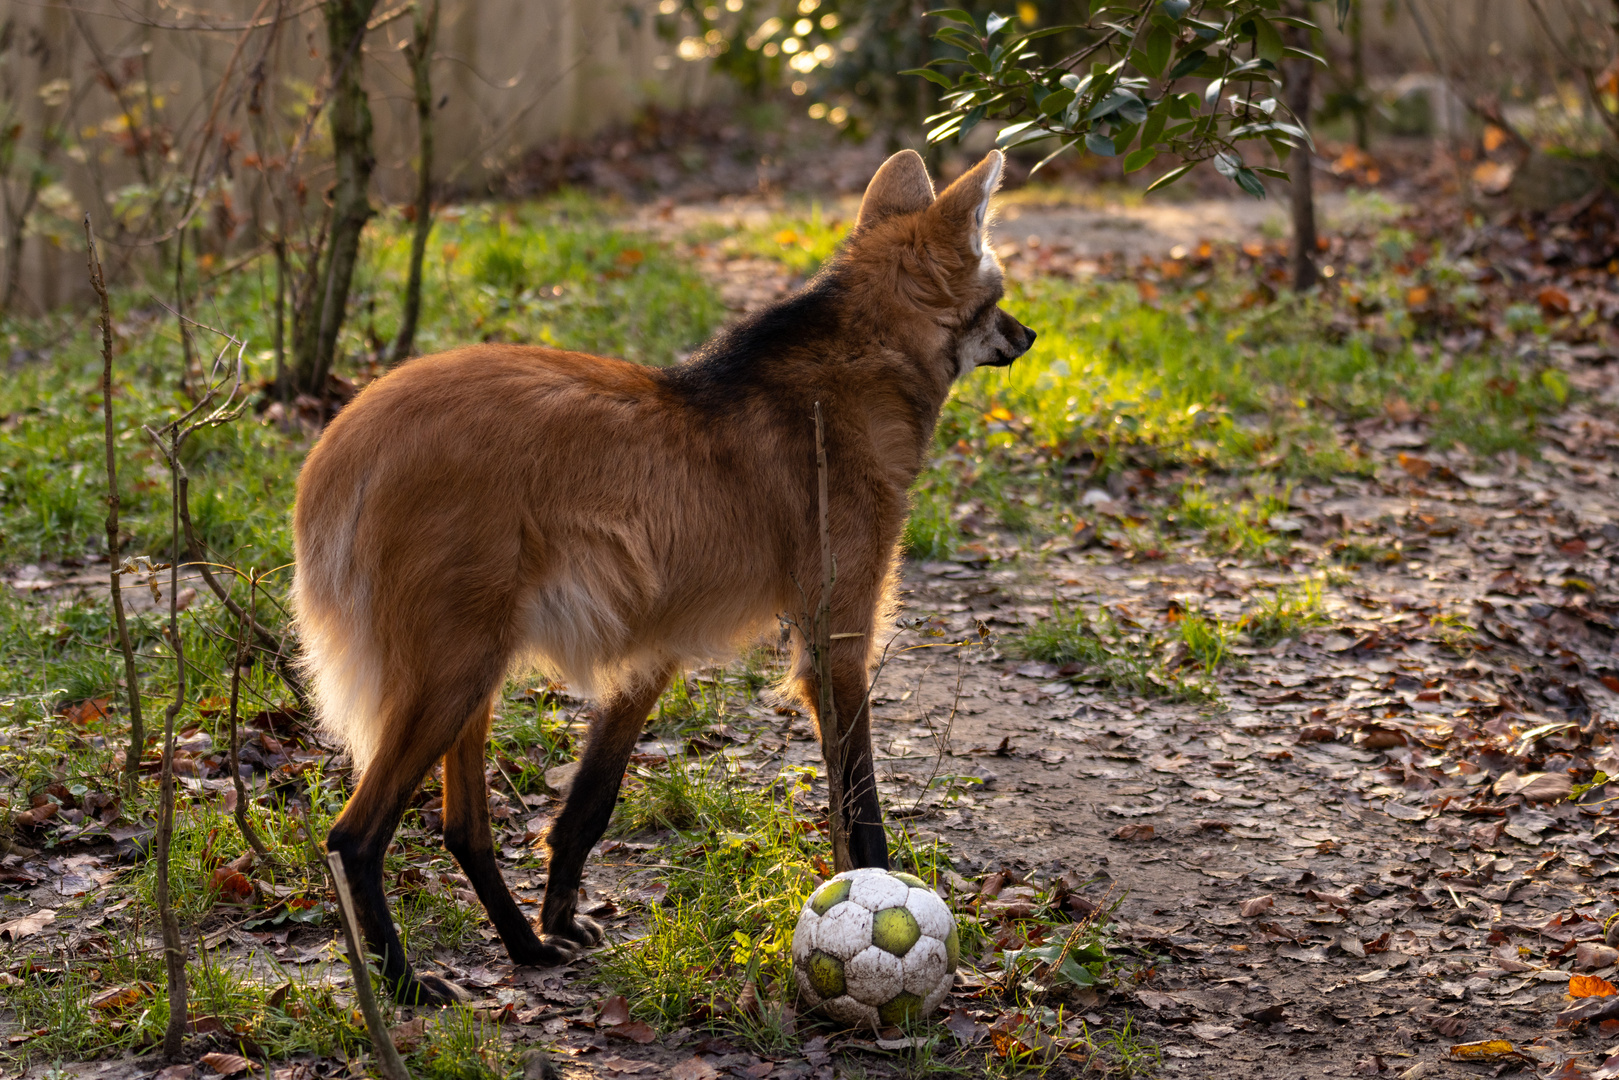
[389, 0, 438, 365]
[1284, 20, 1318, 292]
[286, 0, 377, 398]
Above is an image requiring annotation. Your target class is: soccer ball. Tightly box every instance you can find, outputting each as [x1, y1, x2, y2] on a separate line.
[791, 867, 960, 1029]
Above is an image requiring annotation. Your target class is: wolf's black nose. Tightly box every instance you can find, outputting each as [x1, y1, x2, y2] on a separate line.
[1025, 329, 1037, 347]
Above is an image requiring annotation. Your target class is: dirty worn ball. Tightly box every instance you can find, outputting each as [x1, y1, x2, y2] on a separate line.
[791, 867, 958, 1030]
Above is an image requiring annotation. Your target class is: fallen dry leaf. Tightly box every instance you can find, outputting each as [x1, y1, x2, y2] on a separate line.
[89, 984, 143, 1011]
[668, 1058, 720, 1080]
[1576, 944, 1619, 972]
[390, 1016, 428, 1051]
[0, 909, 55, 940]
[1239, 894, 1274, 917]
[607, 1020, 657, 1044]
[198, 1052, 254, 1076]
[1113, 824, 1155, 841]
[596, 995, 631, 1027]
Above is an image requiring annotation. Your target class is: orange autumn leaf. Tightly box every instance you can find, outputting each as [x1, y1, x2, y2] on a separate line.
[1571, 973, 1617, 998]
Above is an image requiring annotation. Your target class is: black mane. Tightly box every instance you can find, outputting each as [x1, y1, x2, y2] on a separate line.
[658, 261, 847, 412]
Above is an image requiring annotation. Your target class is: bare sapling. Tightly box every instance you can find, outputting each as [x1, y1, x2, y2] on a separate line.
[87, 216, 146, 798]
[179, 484, 309, 712]
[144, 326, 251, 1058]
[327, 851, 414, 1080]
[227, 571, 271, 858]
[389, 0, 440, 365]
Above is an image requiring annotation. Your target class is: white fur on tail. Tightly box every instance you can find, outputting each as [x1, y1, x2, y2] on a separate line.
[292, 515, 388, 777]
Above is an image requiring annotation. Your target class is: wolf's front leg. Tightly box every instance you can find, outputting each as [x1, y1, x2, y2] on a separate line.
[825, 664, 890, 870]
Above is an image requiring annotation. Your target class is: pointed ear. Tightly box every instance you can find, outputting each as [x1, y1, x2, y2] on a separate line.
[857, 150, 936, 228]
[930, 150, 1004, 257]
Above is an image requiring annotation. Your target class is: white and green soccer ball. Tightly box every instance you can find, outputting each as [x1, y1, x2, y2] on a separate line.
[791, 867, 960, 1029]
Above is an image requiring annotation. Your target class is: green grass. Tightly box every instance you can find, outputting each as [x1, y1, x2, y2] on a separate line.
[4, 940, 369, 1066]
[1241, 577, 1332, 646]
[730, 203, 848, 276]
[1177, 607, 1236, 675]
[600, 764, 985, 1044]
[1017, 604, 1216, 703]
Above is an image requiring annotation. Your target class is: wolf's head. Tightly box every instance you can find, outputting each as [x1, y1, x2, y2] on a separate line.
[843, 149, 1036, 382]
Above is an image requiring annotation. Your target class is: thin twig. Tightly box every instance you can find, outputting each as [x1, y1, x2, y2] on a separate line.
[87, 215, 146, 799]
[327, 851, 413, 1080]
[228, 572, 272, 858]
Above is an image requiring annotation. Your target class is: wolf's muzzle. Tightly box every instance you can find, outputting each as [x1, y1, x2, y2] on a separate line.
[983, 311, 1037, 367]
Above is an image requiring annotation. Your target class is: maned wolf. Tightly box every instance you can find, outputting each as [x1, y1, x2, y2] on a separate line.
[293, 148, 1035, 1004]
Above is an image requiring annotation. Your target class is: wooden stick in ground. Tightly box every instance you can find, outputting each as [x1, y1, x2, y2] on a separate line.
[326, 851, 413, 1080]
[812, 402, 852, 873]
[87, 215, 146, 799]
[227, 571, 270, 858]
[155, 425, 189, 1059]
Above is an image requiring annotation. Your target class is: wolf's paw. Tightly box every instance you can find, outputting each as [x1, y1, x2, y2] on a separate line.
[400, 971, 472, 1007]
[555, 914, 604, 947]
[508, 933, 584, 967]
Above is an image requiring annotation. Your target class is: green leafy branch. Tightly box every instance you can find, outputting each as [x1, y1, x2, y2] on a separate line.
[907, 0, 1348, 197]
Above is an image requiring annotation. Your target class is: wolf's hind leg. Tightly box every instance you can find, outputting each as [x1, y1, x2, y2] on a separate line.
[540, 669, 672, 949]
[327, 690, 483, 1007]
[441, 701, 566, 966]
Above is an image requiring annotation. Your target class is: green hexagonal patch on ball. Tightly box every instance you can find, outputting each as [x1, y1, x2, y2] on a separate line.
[944, 924, 960, 971]
[809, 879, 851, 916]
[890, 871, 927, 889]
[870, 906, 921, 957]
[805, 950, 846, 999]
[877, 991, 925, 1027]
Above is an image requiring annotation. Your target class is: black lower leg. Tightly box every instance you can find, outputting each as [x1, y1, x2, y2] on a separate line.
[832, 672, 888, 870]
[541, 672, 668, 940]
[441, 710, 567, 965]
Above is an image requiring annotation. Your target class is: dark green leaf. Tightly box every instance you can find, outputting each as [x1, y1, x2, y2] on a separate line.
[902, 67, 958, 88]
[1234, 166, 1267, 199]
[1123, 147, 1157, 173]
[1166, 48, 1208, 80]
[1213, 152, 1240, 179]
[1139, 105, 1167, 148]
[1253, 165, 1290, 179]
[1085, 130, 1117, 156]
[1252, 16, 1284, 63]
[1087, 88, 1142, 123]
[1144, 26, 1173, 77]
[1029, 136, 1080, 175]
[1039, 88, 1076, 115]
[1161, 0, 1190, 18]
[995, 119, 1041, 145]
[1057, 957, 1098, 987]
[1145, 161, 1196, 192]
[926, 8, 978, 26]
[1280, 46, 1328, 65]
